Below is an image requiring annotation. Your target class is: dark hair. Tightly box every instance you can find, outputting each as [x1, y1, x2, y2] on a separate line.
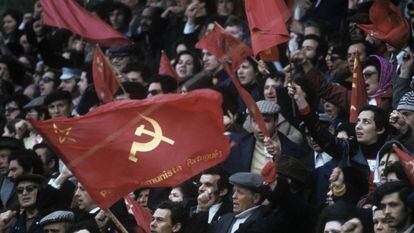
[316, 202, 360, 233]
[33, 143, 59, 173]
[347, 40, 374, 56]
[373, 181, 413, 208]
[201, 166, 230, 193]
[383, 162, 410, 183]
[359, 105, 388, 139]
[2, 9, 22, 27]
[44, 91, 72, 106]
[9, 149, 44, 176]
[362, 56, 381, 77]
[303, 34, 327, 63]
[122, 62, 152, 84]
[115, 81, 147, 99]
[173, 51, 202, 76]
[108, 2, 132, 28]
[149, 76, 178, 94]
[157, 201, 186, 226]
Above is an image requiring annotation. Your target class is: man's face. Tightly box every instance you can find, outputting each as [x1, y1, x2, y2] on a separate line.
[0, 149, 11, 176]
[17, 181, 38, 208]
[43, 222, 67, 233]
[251, 114, 277, 142]
[232, 185, 258, 214]
[399, 110, 414, 130]
[378, 153, 399, 184]
[373, 210, 395, 233]
[263, 78, 280, 102]
[35, 147, 52, 176]
[59, 78, 78, 94]
[355, 110, 382, 145]
[109, 9, 126, 31]
[224, 25, 243, 40]
[110, 54, 130, 71]
[202, 50, 222, 74]
[140, 8, 153, 33]
[5, 101, 21, 122]
[39, 72, 57, 96]
[306, 133, 322, 153]
[8, 160, 25, 182]
[150, 208, 178, 233]
[301, 39, 319, 64]
[198, 174, 221, 207]
[74, 183, 97, 212]
[347, 43, 367, 72]
[147, 82, 163, 97]
[381, 192, 411, 230]
[363, 65, 379, 96]
[169, 187, 184, 203]
[217, 0, 234, 16]
[48, 100, 72, 118]
[324, 221, 342, 233]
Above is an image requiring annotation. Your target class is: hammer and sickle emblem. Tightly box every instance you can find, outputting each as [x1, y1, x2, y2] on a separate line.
[129, 115, 174, 163]
[350, 105, 357, 111]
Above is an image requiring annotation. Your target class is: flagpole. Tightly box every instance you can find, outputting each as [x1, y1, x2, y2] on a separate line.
[104, 208, 129, 233]
[286, 48, 296, 117]
[96, 45, 128, 96]
[249, 56, 270, 75]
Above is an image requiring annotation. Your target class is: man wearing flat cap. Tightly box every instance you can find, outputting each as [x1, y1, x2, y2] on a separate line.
[209, 172, 289, 233]
[39, 210, 74, 233]
[44, 91, 73, 119]
[58, 67, 82, 116]
[222, 100, 312, 175]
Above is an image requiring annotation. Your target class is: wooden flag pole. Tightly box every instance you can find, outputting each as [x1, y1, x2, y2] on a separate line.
[104, 208, 129, 233]
[250, 56, 271, 75]
[286, 48, 296, 117]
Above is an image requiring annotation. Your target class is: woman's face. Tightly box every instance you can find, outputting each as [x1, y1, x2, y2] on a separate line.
[237, 60, 256, 86]
[3, 15, 17, 34]
[176, 54, 195, 79]
[378, 152, 399, 184]
[264, 78, 281, 102]
[217, 0, 234, 17]
[169, 187, 184, 202]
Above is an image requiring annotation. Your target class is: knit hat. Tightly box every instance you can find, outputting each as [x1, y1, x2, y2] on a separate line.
[397, 91, 414, 111]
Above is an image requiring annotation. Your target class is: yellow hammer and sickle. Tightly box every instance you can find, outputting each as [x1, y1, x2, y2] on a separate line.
[129, 115, 174, 163]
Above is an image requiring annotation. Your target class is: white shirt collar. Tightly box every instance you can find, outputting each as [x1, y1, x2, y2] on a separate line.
[208, 202, 222, 223]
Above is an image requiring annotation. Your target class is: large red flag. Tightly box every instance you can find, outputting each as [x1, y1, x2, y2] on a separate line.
[41, 0, 132, 47]
[159, 51, 180, 81]
[392, 144, 414, 186]
[245, 0, 291, 61]
[30, 89, 230, 209]
[124, 195, 152, 233]
[92, 47, 120, 103]
[349, 51, 368, 123]
[196, 25, 269, 137]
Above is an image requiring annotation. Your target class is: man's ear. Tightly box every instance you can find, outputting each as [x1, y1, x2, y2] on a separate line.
[172, 222, 182, 233]
[219, 188, 228, 198]
[253, 193, 261, 205]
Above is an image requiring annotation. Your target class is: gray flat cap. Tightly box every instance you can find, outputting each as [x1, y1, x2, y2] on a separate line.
[39, 210, 75, 225]
[247, 100, 280, 115]
[23, 96, 45, 110]
[229, 172, 264, 192]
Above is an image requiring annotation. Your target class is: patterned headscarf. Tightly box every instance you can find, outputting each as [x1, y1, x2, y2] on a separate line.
[369, 55, 395, 98]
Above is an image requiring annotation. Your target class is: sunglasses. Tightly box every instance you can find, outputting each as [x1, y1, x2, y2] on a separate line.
[16, 185, 38, 194]
[41, 76, 54, 82]
[362, 71, 378, 79]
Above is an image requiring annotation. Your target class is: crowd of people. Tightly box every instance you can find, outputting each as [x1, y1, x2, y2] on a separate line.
[0, 0, 414, 232]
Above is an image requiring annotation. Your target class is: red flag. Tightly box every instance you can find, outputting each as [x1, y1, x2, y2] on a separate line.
[245, 0, 291, 61]
[30, 89, 230, 209]
[349, 51, 368, 123]
[259, 46, 279, 62]
[196, 25, 269, 137]
[124, 195, 152, 233]
[92, 47, 120, 103]
[159, 51, 180, 81]
[357, 0, 410, 50]
[196, 24, 253, 72]
[392, 144, 414, 186]
[41, 0, 132, 47]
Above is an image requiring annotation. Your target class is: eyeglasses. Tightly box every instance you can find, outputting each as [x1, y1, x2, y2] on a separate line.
[16, 185, 38, 194]
[148, 90, 162, 96]
[362, 71, 378, 79]
[41, 76, 54, 82]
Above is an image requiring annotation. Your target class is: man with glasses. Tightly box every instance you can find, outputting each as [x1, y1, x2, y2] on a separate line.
[147, 76, 178, 98]
[0, 174, 45, 233]
[39, 70, 60, 97]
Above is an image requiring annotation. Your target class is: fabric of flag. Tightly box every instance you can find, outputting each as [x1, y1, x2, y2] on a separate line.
[41, 0, 132, 47]
[195, 25, 269, 137]
[392, 144, 414, 186]
[30, 89, 230, 209]
[349, 51, 368, 123]
[245, 0, 291, 61]
[159, 51, 180, 81]
[124, 195, 152, 233]
[92, 47, 120, 103]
